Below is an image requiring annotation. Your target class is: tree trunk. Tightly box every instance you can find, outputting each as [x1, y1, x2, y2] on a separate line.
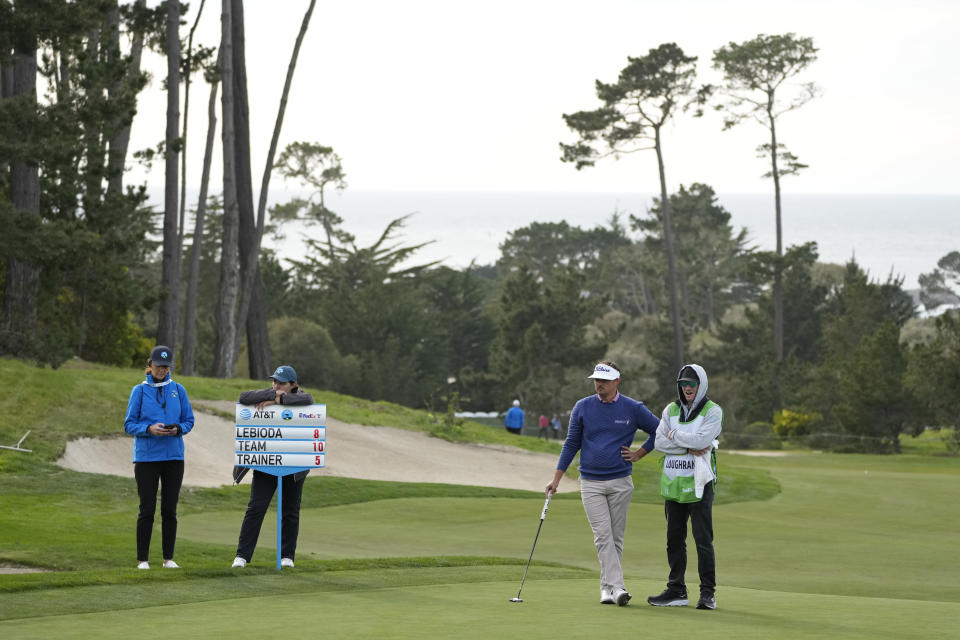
[768, 99, 784, 410]
[2, 43, 40, 355]
[0, 62, 11, 178]
[1, 59, 13, 99]
[82, 26, 103, 216]
[241, 0, 317, 379]
[178, 0, 207, 306]
[212, 0, 241, 378]
[104, 4, 121, 180]
[654, 125, 684, 372]
[257, 0, 316, 237]
[157, 0, 182, 350]
[244, 284, 271, 377]
[53, 38, 70, 101]
[229, 0, 273, 378]
[181, 55, 220, 376]
[107, 0, 145, 197]
[230, 0, 257, 365]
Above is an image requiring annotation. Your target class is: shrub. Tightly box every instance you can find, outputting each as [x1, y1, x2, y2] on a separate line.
[943, 428, 960, 455]
[773, 408, 823, 437]
[267, 317, 361, 392]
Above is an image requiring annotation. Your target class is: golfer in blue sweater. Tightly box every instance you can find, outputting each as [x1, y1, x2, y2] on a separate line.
[545, 360, 659, 606]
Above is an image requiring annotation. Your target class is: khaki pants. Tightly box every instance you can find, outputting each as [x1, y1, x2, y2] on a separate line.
[580, 475, 634, 592]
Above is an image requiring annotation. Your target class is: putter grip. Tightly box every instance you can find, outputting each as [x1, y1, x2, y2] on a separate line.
[540, 496, 551, 520]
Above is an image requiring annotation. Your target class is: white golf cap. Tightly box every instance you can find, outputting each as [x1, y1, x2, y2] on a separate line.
[587, 363, 620, 380]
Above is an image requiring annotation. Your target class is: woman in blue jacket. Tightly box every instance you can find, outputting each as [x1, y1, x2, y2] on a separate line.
[123, 345, 195, 570]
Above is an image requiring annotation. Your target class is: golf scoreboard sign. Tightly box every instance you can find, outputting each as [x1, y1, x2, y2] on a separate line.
[234, 403, 326, 470]
[233, 403, 326, 571]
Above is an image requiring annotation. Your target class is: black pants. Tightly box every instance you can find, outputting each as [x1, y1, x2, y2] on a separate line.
[664, 481, 715, 596]
[236, 471, 306, 562]
[134, 460, 184, 562]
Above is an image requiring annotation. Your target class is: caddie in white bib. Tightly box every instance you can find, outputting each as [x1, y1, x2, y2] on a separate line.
[649, 363, 723, 610]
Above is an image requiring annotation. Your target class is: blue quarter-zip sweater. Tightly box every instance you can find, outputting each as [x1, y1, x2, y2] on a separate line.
[557, 394, 659, 480]
[123, 373, 195, 462]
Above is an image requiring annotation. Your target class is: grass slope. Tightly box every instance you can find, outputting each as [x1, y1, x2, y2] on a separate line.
[0, 357, 559, 468]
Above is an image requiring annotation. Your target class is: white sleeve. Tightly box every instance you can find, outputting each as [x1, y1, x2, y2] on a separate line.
[654, 408, 687, 454]
[669, 406, 723, 451]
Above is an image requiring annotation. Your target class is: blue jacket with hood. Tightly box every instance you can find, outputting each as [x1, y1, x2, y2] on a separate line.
[123, 373, 195, 462]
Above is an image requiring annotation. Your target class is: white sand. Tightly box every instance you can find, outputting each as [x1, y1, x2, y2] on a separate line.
[56, 400, 578, 494]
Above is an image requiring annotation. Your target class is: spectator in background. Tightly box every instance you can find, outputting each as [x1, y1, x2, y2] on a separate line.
[504, 399, 525, 435]
[538, 413, 550, 439]
[551, 414, 562, 440]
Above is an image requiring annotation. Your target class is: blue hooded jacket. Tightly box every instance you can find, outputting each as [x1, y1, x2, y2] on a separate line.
[123, 373, 195, 462]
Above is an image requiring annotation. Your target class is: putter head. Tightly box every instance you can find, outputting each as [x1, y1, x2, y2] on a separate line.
[509, 597, 523, 603]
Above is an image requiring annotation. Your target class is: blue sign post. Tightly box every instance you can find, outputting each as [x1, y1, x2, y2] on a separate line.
[234, 404, 326, 570]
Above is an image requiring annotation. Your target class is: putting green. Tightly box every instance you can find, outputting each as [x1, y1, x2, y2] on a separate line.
[5, 451, 958, 639]
[179, 450, 960, 603]
[3, 577, 957, 639]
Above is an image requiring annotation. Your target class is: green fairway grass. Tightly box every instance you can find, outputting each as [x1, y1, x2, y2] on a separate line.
[1, 357, 959, 639]
[178, 451, 960, 603]
[3, 577, 958, 640]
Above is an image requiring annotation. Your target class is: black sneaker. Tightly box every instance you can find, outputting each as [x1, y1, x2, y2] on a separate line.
[696, 593, 717, 610]
[647, 589, 689, 606]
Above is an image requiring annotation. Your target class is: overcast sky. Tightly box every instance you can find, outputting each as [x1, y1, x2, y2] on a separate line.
[125, 0, 958, 195]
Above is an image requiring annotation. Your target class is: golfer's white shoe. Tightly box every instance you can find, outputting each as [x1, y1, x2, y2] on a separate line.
[600, 588, 615, 604]
[231, 557, 246, 568]
[281, 557, 295, 568]
[162, 560, 180, 569]
[613, 588, 632, 606]
[137, 561, 150, 570]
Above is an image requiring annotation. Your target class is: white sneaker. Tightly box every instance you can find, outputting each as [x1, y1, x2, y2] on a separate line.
[600, 588, 615, 604]
[613, 588, 632, 606]
[137, 561, 150, 570]
[280, 557, 295, 568]
[232, 557, 247, 568]
[162, 559, 180, 569]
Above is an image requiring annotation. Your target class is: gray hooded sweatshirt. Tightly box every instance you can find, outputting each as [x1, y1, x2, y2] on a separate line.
[654, 363, 723, 455]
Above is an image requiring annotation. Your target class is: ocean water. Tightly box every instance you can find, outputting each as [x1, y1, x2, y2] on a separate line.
[272, 191, 959, 290]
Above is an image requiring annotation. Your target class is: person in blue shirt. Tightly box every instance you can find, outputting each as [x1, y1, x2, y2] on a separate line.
[503, 399, 525, 435]
[123, 345, 195, 570]
[545, 360, 659, 606]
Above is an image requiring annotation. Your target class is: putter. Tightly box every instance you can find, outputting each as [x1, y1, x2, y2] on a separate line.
[509, 493, 552, 602]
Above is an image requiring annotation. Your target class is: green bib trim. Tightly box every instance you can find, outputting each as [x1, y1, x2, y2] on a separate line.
[658, 401, 719, 503]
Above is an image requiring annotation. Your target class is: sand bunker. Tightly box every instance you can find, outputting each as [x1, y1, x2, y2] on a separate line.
[56, 400, 578, 494]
